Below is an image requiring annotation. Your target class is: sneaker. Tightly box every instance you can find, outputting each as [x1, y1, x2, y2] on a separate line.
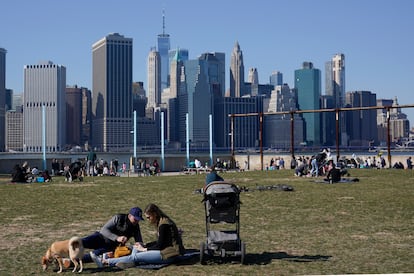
[62, 258, 71, 268]
[89, 251, 103, 268]
[115, 262, 136, 270]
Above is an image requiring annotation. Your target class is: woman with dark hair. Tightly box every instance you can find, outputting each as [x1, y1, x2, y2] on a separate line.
[101, 203, 185, 269]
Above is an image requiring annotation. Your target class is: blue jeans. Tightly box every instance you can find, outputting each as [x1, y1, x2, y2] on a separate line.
[107, 247, 173, 266]
[81, 232, 118, 263]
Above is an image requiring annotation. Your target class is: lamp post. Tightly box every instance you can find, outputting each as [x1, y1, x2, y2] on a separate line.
[209, 114, 213, 166]
[42, 104, 46, 171]
[186, 113, 189, 166]
[161, 111, 165, 171]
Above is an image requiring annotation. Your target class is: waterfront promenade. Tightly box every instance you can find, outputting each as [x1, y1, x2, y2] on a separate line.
[1, 150, 413, 175]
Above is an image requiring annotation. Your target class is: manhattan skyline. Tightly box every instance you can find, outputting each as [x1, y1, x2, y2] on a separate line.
[1, 0, 414, 121]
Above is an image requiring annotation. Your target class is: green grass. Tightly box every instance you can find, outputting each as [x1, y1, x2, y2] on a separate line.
[0, 169, 413, 275]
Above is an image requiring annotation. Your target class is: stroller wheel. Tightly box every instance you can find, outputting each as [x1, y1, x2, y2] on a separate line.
[200, 242, 206, 265]
[240, 241, 246, 264]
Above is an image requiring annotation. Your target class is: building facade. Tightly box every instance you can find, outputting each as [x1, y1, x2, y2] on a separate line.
[66, 86, 84, 147]
[295, 62, 321, 146]
[147, 48, 161, 108]
[269, 71, 283, 87]
[265, 83, 304, 149]
[0, 48, 6, 151]
[230, 41, 244, 98]
[178, 59, 212, 147]
[214, 96, 263, 148]
[345, 91, 378, 146]
[325, 53, 347, 145]
[92, 33, 133, 152]
[23, 61, 66, 152]
[5, 108, 23, 151]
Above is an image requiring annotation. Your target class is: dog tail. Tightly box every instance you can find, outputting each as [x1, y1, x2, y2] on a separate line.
[69, 236, 83, 252]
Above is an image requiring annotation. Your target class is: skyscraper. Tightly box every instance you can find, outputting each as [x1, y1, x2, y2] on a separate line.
[265, 84, 304, 149]
[178, 59, 212, 146]
[230, 41, 244, 98]
[295, 62, 321, 146]
[168, 48, 189, 68]
[169, 49, 184, 99]
[325, 53, 345, 108]
[199, 52, 226, 97]
[345, 91, 378, 146]
[325, 53, 347, 145]
[248, 68, 258, 84]
[269, 71, 283, 87]
[248, 68, 259, 96]
[23, 61, 66, 152]
[0, 48, 6, 151]
[147, 47, 161, 108]
[5, 108, 23, 152]
[92, 33, 133, 152]
[157, 10, 170, 91]
[66, 86, 84, 147]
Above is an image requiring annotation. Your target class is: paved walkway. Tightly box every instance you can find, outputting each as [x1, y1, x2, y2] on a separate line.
[119, 171, 182, 177]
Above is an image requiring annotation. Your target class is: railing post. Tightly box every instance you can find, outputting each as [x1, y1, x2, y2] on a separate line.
[335, 109, 340, 163]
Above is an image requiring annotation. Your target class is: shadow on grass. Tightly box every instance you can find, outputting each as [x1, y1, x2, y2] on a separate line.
[245, 251, 332, 265]
[63, 251, 331, 273]
[201, 251, 331, 265]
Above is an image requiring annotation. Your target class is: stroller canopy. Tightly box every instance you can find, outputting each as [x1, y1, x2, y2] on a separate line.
[204, 181, 240, 195]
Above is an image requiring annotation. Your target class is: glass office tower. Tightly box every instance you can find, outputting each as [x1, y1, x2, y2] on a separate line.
[295, 62, 321, 146]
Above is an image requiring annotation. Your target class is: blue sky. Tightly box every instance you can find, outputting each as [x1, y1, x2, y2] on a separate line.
[2, 0, 414, 121]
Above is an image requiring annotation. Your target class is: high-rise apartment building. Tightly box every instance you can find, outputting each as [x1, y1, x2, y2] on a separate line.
[230, 41, 244, 98]
[295, 62, 321, 146]
[325, 53, 347, 145]
[157, 11, 170, 91]
[147, 48, 161, 108]
[0, 48, 6, 151]
[325, 53, 345, 107]
[23, 61, 66, 152]
[92, 33, 133, 152]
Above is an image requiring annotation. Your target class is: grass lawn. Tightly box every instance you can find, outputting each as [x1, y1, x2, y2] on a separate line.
[0, 168, 413, 275]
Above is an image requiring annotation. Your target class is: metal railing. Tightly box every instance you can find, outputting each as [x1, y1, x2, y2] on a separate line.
[229, 104, 414, 170]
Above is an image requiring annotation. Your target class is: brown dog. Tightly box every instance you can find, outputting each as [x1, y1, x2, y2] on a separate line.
[41, 236, 84, 273]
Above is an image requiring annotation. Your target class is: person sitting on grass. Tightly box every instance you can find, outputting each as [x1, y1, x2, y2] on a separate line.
[81, 207, 144, 268]
[325, 163, 341, 183]
[205, 165, 224, 186]
[11, 164, 27, 183]
[98, 203, 185, 269]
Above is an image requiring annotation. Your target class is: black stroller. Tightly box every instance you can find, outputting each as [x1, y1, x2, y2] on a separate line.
[200, 181, 246, 264]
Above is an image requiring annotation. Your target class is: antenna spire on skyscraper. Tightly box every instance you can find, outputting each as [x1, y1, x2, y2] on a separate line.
[162, 9, 165, 36]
